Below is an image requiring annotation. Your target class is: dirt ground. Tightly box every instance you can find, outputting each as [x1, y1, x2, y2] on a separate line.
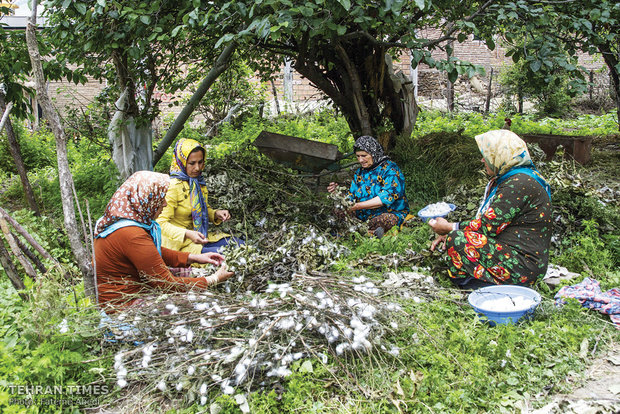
[531, 340, 620, 414]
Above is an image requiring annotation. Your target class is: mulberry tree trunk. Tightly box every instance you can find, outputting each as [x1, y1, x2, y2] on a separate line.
[293, 40, 417, 151]
[25, 2, 95, 299]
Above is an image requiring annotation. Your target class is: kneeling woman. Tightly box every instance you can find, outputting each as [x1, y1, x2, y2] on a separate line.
[94, 171, 232, 310]
[157, 138, 243, 254]
[428, 130, 552, 288]
[328, 135, 409, 237]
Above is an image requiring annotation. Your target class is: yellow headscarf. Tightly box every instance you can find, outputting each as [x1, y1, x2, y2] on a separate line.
[169, 138, 205, 175]
[474, 130, 532, 177]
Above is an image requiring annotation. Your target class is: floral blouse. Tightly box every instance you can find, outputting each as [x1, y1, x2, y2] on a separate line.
[446, 174, 552, 285]
[348, 160, 410, 225]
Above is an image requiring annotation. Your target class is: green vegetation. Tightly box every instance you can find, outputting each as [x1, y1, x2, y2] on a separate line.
[0, 110, 618, 413]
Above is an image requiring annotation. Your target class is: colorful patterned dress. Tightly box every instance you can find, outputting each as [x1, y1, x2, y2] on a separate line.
[445, 173, 552, 285]
[348, 160, 410, 228]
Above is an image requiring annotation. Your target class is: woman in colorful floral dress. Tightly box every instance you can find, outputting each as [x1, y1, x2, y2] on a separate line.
[328, 135, 409, 237]
[428, 130, 552, 288]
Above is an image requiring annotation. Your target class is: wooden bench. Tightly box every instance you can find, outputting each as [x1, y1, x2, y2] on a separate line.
[521, 133, 593, 165]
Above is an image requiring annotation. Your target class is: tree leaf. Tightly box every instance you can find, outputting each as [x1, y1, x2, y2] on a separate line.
[171, 25, 184, 37]
[75, 2, 87, 15]
[140, 15, 151, 24]
[448, 70, 458, 83]
[414, 0, 425, 10]
[337, 0, 351, 11]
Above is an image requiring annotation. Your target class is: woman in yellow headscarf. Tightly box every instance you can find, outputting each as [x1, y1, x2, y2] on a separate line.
[157, 138, 243, 255]
[427, 130, 552, 288]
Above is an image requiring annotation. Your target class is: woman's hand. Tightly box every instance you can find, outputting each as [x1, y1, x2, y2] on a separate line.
[215, 209, 231, 222]
[203, 264, 234, 285]
[430, 235, 447, 251]
[327, 182, 339, 193]
[427, 217, 454, 235]
[188, 252, 225, 266]
[185, 230, 208, 244]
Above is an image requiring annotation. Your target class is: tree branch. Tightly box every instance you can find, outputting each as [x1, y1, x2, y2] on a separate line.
[422, 0, 496, 49]
[152, 41, 237, 167]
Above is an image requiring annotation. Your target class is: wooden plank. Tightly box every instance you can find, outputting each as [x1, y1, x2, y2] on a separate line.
[521, 133, 593, 165]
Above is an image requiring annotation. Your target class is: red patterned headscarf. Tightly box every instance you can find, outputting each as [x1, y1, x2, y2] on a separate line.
[95, 171, 170, 236]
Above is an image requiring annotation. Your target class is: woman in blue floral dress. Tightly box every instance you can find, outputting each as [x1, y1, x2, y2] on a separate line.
[328, 135, 409, 237]
[428, 130, 552, 288]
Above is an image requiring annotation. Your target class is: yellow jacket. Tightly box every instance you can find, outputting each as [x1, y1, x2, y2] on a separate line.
[156, 178, 228, 255]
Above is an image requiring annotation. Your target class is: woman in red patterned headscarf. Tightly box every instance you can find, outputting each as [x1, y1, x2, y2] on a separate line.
[94, 171, 232, 310]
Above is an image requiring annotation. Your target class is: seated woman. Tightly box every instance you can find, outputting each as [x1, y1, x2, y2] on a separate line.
[328, 135, 409, 237]
[157, 138, 243, 255]
[94, 171, 233, 310]
[428, 130, 552, 288]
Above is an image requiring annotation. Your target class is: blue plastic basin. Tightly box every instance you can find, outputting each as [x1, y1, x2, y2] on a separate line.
[468, 285, 541, 326]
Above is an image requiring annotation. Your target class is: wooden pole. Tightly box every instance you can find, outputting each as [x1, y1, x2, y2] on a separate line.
[0, 217, 37, 280]
[0, 239, 27, 299]
[485, 68, 494, 113]
[71, 180, 89, 256]
[0, 94, 41, 215]
[14, 234, 46, 274]
[85, 198, 98, 304]
[0, 206, 58, 264]
[270, 80, 281, 115]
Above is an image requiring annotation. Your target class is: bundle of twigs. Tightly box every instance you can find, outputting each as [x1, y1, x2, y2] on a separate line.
[101, 268, 439, 407]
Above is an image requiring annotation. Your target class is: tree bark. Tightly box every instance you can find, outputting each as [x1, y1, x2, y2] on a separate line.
[0, 238, 27, 299]
[25, 2, 95, 299]
[0, 94, 41, 215]
[152, 42, 237, 167]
